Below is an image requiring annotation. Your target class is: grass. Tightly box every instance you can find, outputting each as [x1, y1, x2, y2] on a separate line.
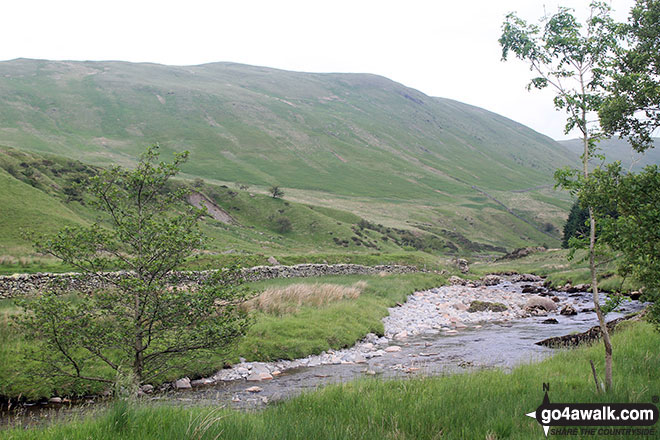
[242, 280, 367, 315]
[3, 320, 658, 439]
[0, 169, 85, 256]
[0, 256, 81, 276]
[0, 272, 447, 401]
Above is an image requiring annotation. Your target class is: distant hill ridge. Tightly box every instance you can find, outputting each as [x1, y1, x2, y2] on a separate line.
[558, 138, 660, 171]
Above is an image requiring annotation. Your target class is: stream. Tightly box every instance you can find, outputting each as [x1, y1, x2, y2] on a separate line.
[1, 276, 646, 427]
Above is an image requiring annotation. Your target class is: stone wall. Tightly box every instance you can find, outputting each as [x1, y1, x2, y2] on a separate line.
[0, 264, 420, 299]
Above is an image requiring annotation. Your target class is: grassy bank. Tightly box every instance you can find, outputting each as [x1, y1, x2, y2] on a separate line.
[4, 320, 658, 439]
[0, 272, 447, 401]
[472, 249, 641, 293]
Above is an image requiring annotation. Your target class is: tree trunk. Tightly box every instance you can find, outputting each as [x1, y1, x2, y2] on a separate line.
[134, 342, 143, 384]
[583, 134, 613, 391]
[134, 291, 144, 388]
[589, 208, 613, 390]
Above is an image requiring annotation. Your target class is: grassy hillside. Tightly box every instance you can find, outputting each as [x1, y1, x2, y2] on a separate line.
[0, 146, 489, 265]
[0, 59, 580, 253]
[0, 147, 97, 255]
[0, 59, 575, 195]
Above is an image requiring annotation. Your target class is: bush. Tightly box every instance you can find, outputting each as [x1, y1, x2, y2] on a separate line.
[269, 185, 284, 199]
[273, 216, 292, 233]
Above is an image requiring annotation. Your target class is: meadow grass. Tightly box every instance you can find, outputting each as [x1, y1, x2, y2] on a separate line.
[3, 321, 658, 439]
[242, 280, 368, 315]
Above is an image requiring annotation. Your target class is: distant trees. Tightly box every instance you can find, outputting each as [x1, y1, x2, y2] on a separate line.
[270, 185, 284, 199]
[16, 145, 250, 391]
[562, 201, 591, 248]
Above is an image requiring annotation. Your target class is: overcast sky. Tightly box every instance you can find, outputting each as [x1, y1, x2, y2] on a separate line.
[1, 0, 637, 140]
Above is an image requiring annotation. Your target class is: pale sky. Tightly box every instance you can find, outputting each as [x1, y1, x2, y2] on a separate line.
[0, 0, 636, 140]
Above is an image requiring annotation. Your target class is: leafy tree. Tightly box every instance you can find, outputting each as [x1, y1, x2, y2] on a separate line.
[500, 2, 619, 390]
[599, 0, 660, 150]
[591, 0, 660, 329]
[269, 185, 284, 199]
[15, 145, 250, 390]
[562, 200, 590, 248]
[581, 163, 660, 328]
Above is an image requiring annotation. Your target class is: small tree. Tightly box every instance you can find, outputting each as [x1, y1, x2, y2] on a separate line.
[16, 145, 250, 390]
[500, 2, 619, 390]
[273, 216, 292, 233]
[269, 185, 284, 199]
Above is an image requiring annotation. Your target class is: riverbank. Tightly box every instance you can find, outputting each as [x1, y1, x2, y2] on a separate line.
[4, 320, 657, 439]
[186, 273, 551, 388]
[0, 273, 448, 402]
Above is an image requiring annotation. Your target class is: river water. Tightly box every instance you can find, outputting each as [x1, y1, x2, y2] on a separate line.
[1, 278, 645, 427]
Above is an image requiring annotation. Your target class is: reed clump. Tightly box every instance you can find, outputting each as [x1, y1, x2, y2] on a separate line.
[244, 281, 368, 315]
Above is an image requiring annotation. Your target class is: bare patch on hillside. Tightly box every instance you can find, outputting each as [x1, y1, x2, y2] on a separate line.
[276, 98, 296, 107]
[204, 113, 220, 127]
[188, 191, 236, 225]
[332, 151, 347, 163]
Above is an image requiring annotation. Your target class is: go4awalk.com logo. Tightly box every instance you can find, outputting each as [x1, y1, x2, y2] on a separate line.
[525, 384, 658, 437]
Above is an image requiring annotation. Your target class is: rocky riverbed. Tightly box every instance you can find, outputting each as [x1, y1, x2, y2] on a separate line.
[162, 273, 600, 393]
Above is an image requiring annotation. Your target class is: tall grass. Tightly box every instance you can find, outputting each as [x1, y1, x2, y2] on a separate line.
[243, 281, 367, 315]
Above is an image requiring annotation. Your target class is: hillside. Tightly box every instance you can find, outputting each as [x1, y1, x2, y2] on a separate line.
[0, 59, 579, 253]
[0, 146, 506, 265]
[558, 137, 660, 171]
[0, 147, 99, 255]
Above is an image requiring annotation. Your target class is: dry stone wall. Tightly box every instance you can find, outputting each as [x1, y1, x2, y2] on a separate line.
[0, 264, 420, 299]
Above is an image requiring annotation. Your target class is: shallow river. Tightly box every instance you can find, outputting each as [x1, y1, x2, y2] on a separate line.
[1, 279, 645, 427]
